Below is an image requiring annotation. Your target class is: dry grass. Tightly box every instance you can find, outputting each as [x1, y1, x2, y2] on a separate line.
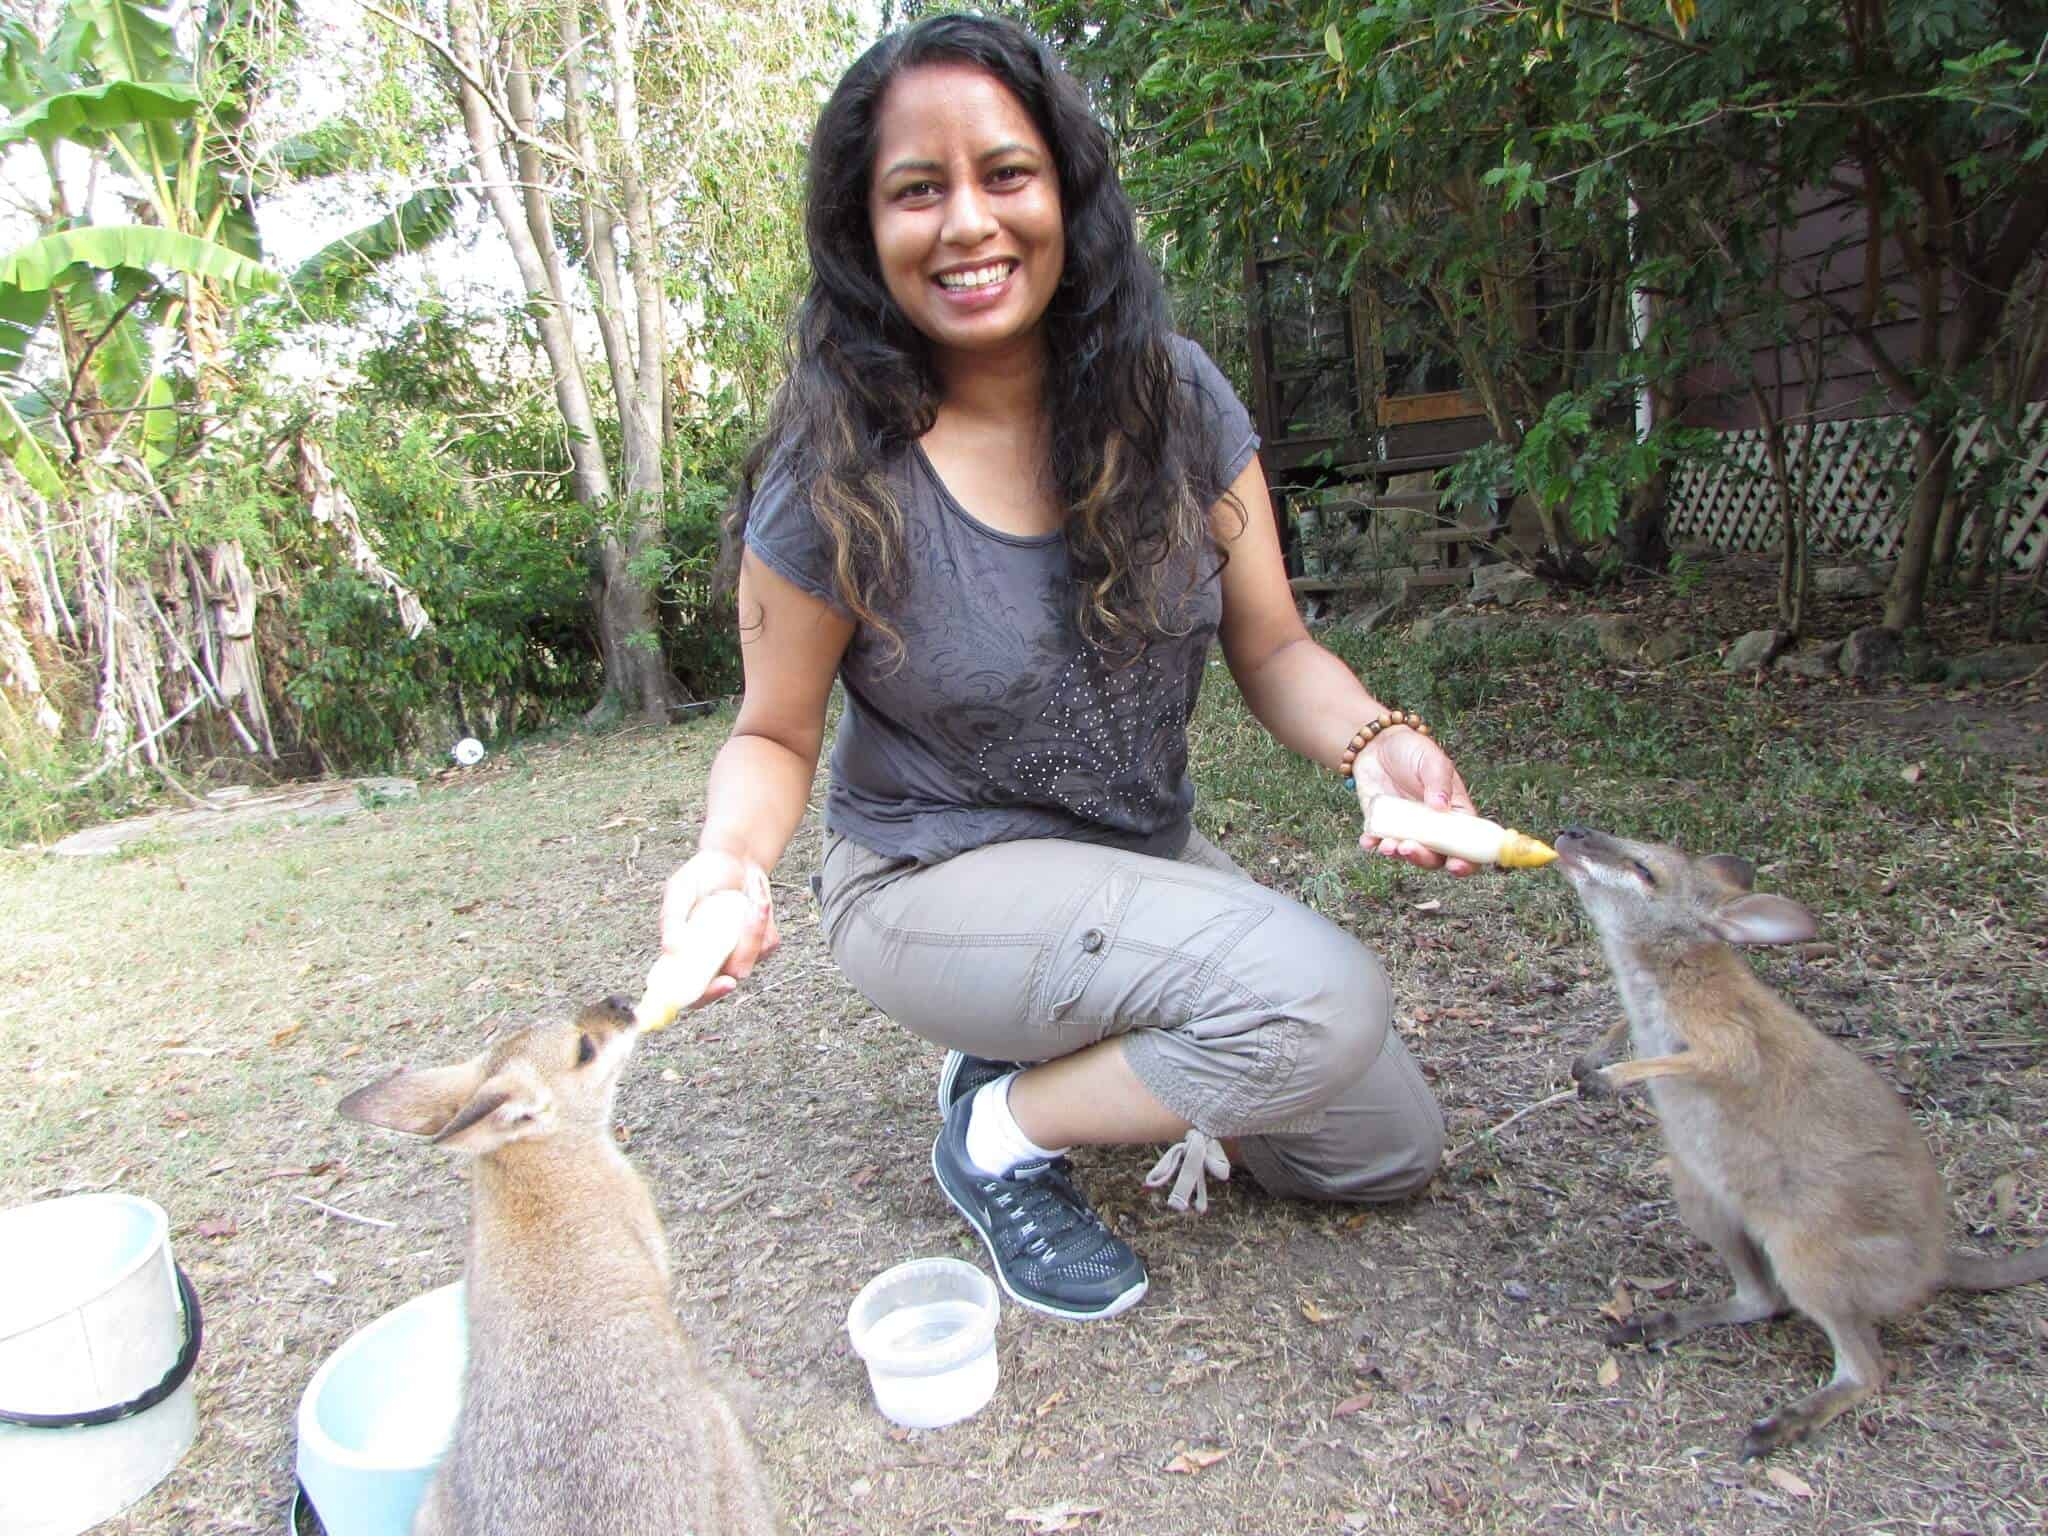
[3, 562, 2044, 1535]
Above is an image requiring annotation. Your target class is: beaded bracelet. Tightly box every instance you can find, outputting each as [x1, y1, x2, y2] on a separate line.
[1339, 710, 1431, 789]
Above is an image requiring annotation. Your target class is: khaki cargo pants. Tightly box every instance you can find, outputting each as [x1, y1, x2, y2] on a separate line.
[814, 826, 1443, 1202]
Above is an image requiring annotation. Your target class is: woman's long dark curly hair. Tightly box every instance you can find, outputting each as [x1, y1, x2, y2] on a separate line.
[727, 12, 1232, 661]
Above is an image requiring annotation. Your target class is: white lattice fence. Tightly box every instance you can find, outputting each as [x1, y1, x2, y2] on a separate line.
[1668, 406, 2048, 572]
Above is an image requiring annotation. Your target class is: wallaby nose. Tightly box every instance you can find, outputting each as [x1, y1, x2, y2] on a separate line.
[597, 994, 635, 1025]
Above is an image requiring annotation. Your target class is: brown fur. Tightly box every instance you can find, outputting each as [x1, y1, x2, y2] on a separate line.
[338, 999, 781, 1534]
[1557, 829, 2047, 1459]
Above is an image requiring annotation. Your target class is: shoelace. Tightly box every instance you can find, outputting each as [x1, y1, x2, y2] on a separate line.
[984, 1159, 1104, 1263]
[1143, 1129, 1231, 1214]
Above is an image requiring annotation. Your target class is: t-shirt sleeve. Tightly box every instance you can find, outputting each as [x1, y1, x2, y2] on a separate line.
[740, 451, 850, 613]
[1170, 334, 1260, 504]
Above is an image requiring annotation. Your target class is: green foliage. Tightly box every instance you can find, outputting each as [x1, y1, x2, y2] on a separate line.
[1038, 0, 2048, 579]
[0, 77, 200, 147]
[288, 188, 460, 312]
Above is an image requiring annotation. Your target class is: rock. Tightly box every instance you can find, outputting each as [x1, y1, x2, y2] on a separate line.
[1643, 628, 1711, 666]
[1588, 614, 1649, 663]
[1839, 625, 1905, 680]
[50, 777, 419, 856]
[1467, 563, 1545, 605]
[1774, 640, 1844, 679]
[1723, 628, 1790, 671]
[1944, 643, 2048, 687]
[1814, 564, 1894, 600]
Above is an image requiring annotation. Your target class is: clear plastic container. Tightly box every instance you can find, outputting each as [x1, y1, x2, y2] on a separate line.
[845, 1259, 999, 1429]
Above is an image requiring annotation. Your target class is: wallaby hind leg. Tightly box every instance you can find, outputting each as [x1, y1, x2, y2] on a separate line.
[1740, 1309, 1884, 1460]
[1612, 1164, 1788, 1348]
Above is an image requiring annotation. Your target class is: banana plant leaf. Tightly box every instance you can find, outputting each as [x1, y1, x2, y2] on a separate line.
[289, 188, 459, 306]
[0, 226, 281, 297]
[0, 393, 64, 498]
[0, 78, 201, 149]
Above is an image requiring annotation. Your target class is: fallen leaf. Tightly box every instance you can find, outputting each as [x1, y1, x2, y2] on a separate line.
[1034, 1389, 1068, 1419]
[1992, 1172, 2018, 1222]
[1411, 899, 1443, 914]
[161, 1107, 191, 1125]
[1625, 1274, 1679, 1296]
[1766, 1467, 1815, 1500]
[1425, 1476, 1469, 1515]
[1599, 1281, 1634, 1324]
[1333, 1393, 1372, 1418]
[1900, 762, 1924, 784]
[1596, 1355, 1620, 1388]
[1163, 1446, 1228, 1474]
[195, 1214, 237, 1240]
[1300, 1298, 1332, 1325]
[1004, 1504, 1104, 1533]
[340, 1043, 364, 1059]
[270, 1021, 304, 1046]
[851, 1165, 881, 1191]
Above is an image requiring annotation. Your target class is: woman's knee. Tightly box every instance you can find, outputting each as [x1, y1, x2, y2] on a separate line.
[1280, 938, 1393, 1109]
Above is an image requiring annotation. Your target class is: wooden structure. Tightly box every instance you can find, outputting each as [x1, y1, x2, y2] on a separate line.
[1242, 249, 1504, 585]
[1246, 187, 2048, 583]
[1243, 250, 1492, 486]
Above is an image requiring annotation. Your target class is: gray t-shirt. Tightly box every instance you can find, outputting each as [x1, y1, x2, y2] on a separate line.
[745, 335, 1258, 865]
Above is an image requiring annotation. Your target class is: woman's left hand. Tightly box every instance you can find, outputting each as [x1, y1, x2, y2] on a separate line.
[1352, 727, 1480, 877]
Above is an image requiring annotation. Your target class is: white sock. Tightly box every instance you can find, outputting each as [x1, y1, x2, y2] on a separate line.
[963, 1074, 1067, 1177]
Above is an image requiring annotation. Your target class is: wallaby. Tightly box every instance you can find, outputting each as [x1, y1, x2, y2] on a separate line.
[1556, 827, 2047, 1459]
[338, 997, 781, 1535]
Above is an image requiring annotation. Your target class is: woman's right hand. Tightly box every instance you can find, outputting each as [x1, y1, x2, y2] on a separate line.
[658, 848, 779, 1009]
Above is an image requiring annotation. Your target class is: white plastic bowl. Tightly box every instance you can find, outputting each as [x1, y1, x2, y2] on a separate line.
[845, 1258, 999, 1429]
[0, 1192, 199, 1536]
[296, 1283, 466, 1536]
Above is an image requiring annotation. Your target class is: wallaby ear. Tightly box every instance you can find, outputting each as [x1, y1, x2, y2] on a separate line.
[337, 1058, 488, 1137]
[1709, 892, 1817, 946]
[1699, 854, 1756, 891]
[429, 1059, 556, 1156]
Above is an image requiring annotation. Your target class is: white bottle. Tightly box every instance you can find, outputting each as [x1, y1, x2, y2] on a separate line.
[1363, 795, 1556, 869]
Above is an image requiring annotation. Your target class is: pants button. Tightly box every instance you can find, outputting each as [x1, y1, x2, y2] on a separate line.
[1080, 927, 1106, 953]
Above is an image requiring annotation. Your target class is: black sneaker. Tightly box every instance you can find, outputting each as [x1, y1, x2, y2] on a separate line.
[931, 1096, 1148, 1321]
[936, 1050, 1024, 1115]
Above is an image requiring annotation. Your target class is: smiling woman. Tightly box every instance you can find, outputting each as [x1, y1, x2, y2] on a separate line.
[866, 64, 1066, 384]
[654, 13, 1496, 1327]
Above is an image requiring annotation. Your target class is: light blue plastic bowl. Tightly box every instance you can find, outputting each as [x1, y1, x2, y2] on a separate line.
[295, 1284, 466, 1536]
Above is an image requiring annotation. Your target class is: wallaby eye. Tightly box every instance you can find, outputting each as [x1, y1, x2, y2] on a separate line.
[1631, 860, 1657, 887]
[575, 1034, 597, 1066]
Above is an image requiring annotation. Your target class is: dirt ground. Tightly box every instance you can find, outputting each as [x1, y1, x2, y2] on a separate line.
[3, 561, 2044, 1535]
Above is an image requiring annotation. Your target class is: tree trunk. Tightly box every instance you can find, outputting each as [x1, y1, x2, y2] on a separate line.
[449, 4, 612, 511]
[558, 4, 679, 720]
[1883, 416, 1956, 633]
[1617, 464, 1670, 573]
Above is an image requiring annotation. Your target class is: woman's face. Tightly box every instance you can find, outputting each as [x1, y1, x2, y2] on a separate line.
[866, 62, 1065, 368]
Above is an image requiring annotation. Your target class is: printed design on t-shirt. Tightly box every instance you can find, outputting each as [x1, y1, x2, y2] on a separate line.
[972, 641, 1189, 830]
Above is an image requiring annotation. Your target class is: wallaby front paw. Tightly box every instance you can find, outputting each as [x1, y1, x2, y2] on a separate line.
[1739, 1407, 1813, 1461]
[1605, 1309, 1677, 1349]
[1571, 1054, 1614, 1098]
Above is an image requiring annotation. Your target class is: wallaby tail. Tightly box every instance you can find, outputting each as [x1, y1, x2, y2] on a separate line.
[1945, 1242, 2048, 1292]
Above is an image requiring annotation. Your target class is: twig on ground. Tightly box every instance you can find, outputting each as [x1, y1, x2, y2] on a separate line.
[291, 1194, 396, 1229]
[1984, 660, 2048, 693]
[1454, 1087, 1579, 1157]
